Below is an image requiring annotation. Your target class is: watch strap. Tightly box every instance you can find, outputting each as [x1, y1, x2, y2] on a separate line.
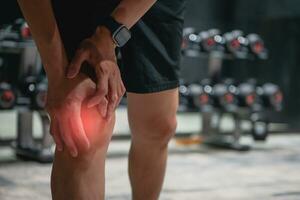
[102, 16, 123, 35]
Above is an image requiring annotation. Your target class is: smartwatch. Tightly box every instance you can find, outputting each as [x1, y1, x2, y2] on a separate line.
[102, 16, 131, 47]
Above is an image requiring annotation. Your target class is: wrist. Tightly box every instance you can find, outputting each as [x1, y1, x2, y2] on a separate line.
[92, 26, 116, 49]
[46, 72, 65, 88]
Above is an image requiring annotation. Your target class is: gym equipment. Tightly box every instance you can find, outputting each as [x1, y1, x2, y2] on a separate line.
[246, 33, 268, 59]
[190, 28, 275, 150]
[179, 27, 281, 150]
[223, 30, 249, 58]
[31, 80, 47, 110]
[250, 113, 269, 141]
[21, 76, 48, 110]
[14, 110, 53, 163]
[199, 29, 225, 53]
[0, 19, 53, 162]
[212, 82, 238, 112]
[0, 18, 31, 42]
[237, 82, 262, 112]
[0, 24, 19, 42]
[188, 83, 214, 112]
[182, 28, 268, 61]
[182, 27, 201, 57]
[179, 81, 197, 112]
[257, 83, 283, 111]
[22, 75, 37, 96]
[179, 84, 189, 109]
[0, 82, 16, 109]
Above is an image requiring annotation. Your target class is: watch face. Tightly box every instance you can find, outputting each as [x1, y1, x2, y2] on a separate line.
[113, 26, 131, 47]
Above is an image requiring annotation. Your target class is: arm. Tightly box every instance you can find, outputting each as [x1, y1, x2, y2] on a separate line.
[17, 0, 66, 87]
[17, 0, 91, 157]
[112, 0, 157, 29]
[67, 0, 157, 118]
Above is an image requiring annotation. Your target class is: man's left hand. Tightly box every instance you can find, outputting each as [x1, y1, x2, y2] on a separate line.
[66, 26, 126, 120]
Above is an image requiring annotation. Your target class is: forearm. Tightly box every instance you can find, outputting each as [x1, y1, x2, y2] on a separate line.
[17, 0, 67, 86]
[112, 0, 157, 28]
[93, 0, 157, 51]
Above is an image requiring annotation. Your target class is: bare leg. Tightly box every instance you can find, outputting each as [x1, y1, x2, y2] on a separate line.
[127, 88, 178, 200]
[51, 103, 115, 200]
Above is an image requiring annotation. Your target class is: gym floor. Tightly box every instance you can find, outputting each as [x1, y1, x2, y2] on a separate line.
[0, 108, 300, 200]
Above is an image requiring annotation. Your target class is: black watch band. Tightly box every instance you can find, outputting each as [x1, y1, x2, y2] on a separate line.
[102, 16, 122, 33]
[102, 16, 131, 47]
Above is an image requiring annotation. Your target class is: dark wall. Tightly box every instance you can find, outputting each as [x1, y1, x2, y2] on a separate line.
[0, 1, 22, 25]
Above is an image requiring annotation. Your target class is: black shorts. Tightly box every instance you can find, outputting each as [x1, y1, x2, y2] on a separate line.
[52, 0, 187, 93]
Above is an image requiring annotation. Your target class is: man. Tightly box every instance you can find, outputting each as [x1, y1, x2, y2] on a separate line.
[17, 0, 186, 199]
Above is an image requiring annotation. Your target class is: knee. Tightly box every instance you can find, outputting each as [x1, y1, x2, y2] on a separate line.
[54, 119, 114, 171]
[131, 113, 177, 146]
[68, 113, 116, 165]
[84, 115, 115, 154]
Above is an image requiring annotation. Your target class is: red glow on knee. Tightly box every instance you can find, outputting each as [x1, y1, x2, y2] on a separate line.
[80, 105, 108, 140]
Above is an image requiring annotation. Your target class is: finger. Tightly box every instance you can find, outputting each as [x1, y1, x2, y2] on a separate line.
[120, 79, 126, 94]
[67, 49, 89, 78]
[117, 78, 126, 107]
[59, 115, 78, 157]
[106, 78, 118, 120]
[50, 119, 63, 151]
[115, 91, 122, 109]
[98, 97, 108, 118]
[69, 107, 90, 152]
[87, 65, 109, 108]
[116, 92, 124, 110]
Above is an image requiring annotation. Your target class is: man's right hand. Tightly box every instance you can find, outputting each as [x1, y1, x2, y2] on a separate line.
[46, 74, 99, 157]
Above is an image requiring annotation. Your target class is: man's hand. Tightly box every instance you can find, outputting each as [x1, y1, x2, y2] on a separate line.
[46, 74, 97, 157]
[66, 27, 126, 120]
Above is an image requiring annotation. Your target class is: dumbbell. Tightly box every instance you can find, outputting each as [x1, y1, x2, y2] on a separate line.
[32, 80, 47, 110]
[0, 18, 31, 42]
[22, 76, 38, 96]
[179, 82, 190, 107]
[0, 82, 16, 109]
[212, 79, 238, 112]
[22, 76, 47, 110]
[179, 80, 198, 111]
[13, 18, 31, 40]
[189, 79, 214, 112]
[257, 83, 283, 111]
[0, 24, 19, 41]
[199, 29, 225, 52]
[223, 30, 249, 58]
[251, 113, 269, 141]
[182, 27, 201, 56]
[246, 33, 268, 59]
[236, 81, 262, 111]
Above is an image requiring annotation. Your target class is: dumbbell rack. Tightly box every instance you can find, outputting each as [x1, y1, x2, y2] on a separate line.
[0, 40, 54, 162]
[201, 51, 264, 151]
[14, 109, 53, 162]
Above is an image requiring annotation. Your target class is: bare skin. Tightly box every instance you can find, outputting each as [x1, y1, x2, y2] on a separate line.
[127, 89, 179, 200]
[17, 0, 92, 156]
[51, 98, 115, 200]
[17, 0, 180, 199]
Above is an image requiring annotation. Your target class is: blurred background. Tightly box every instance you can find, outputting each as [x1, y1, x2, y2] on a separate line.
[0, 0, 300, 200]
